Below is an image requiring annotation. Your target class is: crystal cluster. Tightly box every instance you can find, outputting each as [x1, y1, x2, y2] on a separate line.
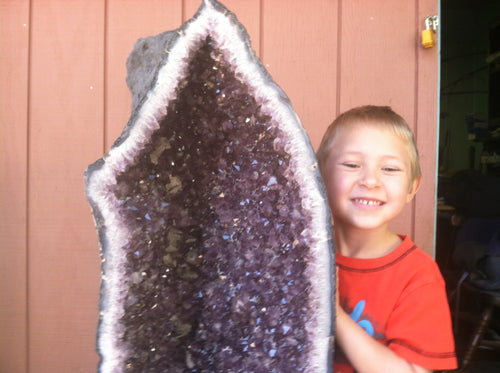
[86, 1, 334, 372]
[113, 37, 313, 372]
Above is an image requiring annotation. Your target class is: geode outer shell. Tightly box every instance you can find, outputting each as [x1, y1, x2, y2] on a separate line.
[85, 1, 334, 372]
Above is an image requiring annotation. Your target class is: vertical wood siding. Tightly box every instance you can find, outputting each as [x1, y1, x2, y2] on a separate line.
[1, 2, 29, 372]
[0, 0, 438, 371]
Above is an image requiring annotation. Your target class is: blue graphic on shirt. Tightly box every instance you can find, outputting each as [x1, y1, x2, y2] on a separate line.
[349, 300, 374, 336]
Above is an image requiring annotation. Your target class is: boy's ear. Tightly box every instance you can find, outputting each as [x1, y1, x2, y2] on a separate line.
[406, 176, 422, 203]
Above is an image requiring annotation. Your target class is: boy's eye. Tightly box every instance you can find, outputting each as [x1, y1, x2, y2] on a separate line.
[342, 162, 359, 169]
[382, 166, 400, 172]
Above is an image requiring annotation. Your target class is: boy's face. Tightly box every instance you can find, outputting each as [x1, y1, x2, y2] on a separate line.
[321, 123, 421, 232]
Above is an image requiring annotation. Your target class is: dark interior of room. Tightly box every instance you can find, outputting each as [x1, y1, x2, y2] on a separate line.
[436, 0, 500, 371]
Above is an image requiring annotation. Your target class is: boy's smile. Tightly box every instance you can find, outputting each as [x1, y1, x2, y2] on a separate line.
[352, 198, 383, 207]
[322, 123, 420, 233]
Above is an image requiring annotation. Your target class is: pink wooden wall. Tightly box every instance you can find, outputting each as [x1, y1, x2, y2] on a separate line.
[0, 0, 438, 371]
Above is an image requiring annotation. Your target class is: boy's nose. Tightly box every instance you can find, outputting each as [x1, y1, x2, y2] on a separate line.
[359, 167, 381, 188]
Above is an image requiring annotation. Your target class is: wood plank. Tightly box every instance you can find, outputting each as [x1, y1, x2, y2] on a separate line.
[261, 0, 338, 150]
[339, 0, 417, 115]
[340, 0, 418, 241]
[28, 1, 104, 371]
[105, 0, 183, 151]
[414, 0, 439, 255]
[0, 1, 30, 371]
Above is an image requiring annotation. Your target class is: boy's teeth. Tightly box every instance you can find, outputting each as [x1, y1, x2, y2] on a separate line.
[355, 199, 381, 206]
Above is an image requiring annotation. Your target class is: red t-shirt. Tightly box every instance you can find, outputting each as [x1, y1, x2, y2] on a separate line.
[334, 235, 457, 372]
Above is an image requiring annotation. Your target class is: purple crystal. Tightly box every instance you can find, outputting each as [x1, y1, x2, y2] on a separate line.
[85, 1, 334, 372]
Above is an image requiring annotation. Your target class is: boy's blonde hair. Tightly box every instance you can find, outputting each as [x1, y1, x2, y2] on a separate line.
[317, 105, 422, 181]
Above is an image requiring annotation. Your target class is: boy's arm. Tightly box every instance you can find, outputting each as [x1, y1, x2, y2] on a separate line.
[335, 280, 433, 373]
[336, 307, 432, 373]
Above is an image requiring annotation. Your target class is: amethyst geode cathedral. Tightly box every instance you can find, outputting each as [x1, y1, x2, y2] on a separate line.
[85, 0, 334, 372]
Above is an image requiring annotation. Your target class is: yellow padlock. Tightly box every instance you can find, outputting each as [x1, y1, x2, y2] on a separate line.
[422, 16, 437, 48]
[422, 29, 435, 48]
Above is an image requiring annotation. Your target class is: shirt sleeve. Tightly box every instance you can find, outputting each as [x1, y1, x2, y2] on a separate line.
[385, 264, 457, 370]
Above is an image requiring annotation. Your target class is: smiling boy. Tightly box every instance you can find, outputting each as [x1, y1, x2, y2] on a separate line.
[317, 106, 457, 373]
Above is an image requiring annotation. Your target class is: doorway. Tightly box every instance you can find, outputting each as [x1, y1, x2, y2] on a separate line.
[438, 0, 500, 176]
[437, 0, 500, 271]
[437, 1, 500, 369]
